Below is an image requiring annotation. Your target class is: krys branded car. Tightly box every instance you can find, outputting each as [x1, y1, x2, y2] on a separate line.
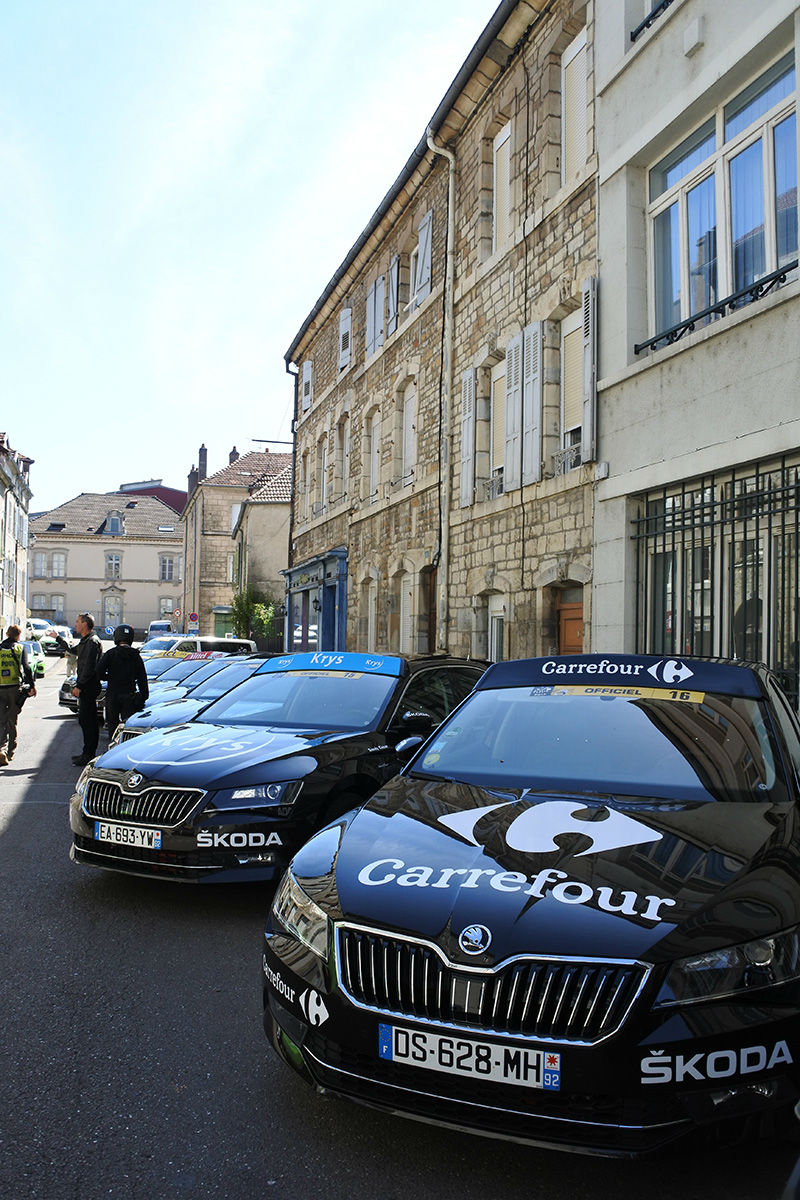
[69, 651, 486, 884]
[262, 654, 800, 1157]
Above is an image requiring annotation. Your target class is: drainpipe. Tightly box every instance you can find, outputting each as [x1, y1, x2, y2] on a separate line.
[426, 127, 456, 652]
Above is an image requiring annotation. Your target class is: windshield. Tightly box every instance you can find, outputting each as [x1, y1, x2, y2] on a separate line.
[189, 659, 262, 700]
[144, 656, 185, 679]
[194, 668, 398, 730]
[150, 656, 229, 684]
[143, 636, 182, 652]
[413, 687, 790, 804]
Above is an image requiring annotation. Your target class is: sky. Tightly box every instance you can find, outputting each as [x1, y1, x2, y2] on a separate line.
[0, 0, 497, 514]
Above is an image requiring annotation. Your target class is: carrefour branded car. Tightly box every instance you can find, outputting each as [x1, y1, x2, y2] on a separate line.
[69, 651, 486, 884]
[262, 654, 800, 1156]
[111, 655, 267, 745]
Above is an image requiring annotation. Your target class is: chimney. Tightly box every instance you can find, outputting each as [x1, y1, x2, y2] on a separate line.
[229, 446, 239, 464]
[188, 465, 199, 496]
[198, 444, 208, 480]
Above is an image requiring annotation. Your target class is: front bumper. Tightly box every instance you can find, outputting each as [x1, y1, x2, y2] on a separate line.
[69, 789, 313, 884]
[262, 932, 800, 1157]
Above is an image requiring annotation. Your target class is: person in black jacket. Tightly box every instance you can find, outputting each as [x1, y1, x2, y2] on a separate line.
[97, 624, 149, 739]
[55, 613, 103, 766]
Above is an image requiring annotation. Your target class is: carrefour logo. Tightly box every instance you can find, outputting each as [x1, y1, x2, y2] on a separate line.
[647, 659, 694, 685]
[439, 799, 662, 858]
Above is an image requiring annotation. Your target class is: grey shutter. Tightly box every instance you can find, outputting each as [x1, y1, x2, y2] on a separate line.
[460, 368, 476, 507]
[338, 308, 352, 370]
[387, 255, 399, 334]
[416, 210, 433, 303]
[302, 360, 313, 412]
[581, 275, 597, 463]
[522, 321, 543, 485]
[504, 333, 523, 491]
[365, 285, 375, 358]
[374, 275, 385, 351]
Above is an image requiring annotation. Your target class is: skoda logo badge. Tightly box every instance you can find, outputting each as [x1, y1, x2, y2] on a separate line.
[459, 924, 492, 955]
[126, 772, 143, 788]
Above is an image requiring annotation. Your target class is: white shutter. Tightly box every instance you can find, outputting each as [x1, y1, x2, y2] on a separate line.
[374, 275, 385, 351]
[400, 575, 413, 654]
[387, 255, 399, 334]
[504, 333, 523, 491]
[522, 322, 543, 485]
[562, 31, 588, 185]
[581, 276, 597, 463]
[493, 123, 511, 251]
[338, 309, 352, 370]
[365, 285, 375, 358]
[415, 210, 433, 303]
[402, 386, 416, 482]
[301, 360, 313, 411]
[460, 368, 476, 507]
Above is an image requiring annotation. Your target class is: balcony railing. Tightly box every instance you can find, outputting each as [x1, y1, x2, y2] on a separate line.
[630, 0, 676, 43]
[634, 260, 798, 356]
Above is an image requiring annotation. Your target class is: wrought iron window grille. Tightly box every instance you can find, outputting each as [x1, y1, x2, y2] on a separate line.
[635, 260, 798, 356]
[630, 0, 676, 43]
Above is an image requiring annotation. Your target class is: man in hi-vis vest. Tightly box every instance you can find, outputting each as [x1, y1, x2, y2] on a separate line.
[0, 624, 37, 765]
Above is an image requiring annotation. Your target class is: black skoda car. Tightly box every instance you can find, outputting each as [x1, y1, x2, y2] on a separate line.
[69, 651, 486, 883]
[262, 654, 800, 1156]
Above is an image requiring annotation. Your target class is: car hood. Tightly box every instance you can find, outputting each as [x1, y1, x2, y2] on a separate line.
[319, 776, 800, 966]
[94, 721, 351, 789]
[125, 696, 206, 730]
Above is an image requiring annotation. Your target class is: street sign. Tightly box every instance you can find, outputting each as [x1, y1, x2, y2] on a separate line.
[189, 612, 198, 623]
[173, 608, 182, 619]
[104, 626, 114, 637]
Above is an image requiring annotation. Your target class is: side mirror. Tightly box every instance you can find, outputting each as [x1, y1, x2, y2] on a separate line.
[400, 709, 435, 734]
[395, 735, 425, 759]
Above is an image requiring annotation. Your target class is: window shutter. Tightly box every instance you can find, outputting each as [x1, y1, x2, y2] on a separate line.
[302, 360, 313, 411]
[374, 275, 385, 351]
[504, 333, 523, 491]
[460, 368, 476, 507]
[366, 285, 376, 358]
[522, 322, 543, 484]
[402, 386, 416, 482]
[581, 276, 597, 463]
[387, 255, 399, 334]
[493, 123, 511, 251]
[415, 210, 433, 303]
[338, 309, 352, 370]
[562, 32, 588, 184]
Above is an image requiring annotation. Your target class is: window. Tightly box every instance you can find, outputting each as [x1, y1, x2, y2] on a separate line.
[160, 597, 174, 618]
[301, 360, 313, 412]
[493, 123, 511, 252]
[649, 53, 796, 336]
[562, 30, 588, 186]
[561, 308, 583, 469]
[230, 504, 241, 532]
[334, 416, 350, 503]
[160, 555, 181, 583]
[50, 594, 65, 616]
[299, 451, 310, 520]
[338, 308, 352, 371]
[397, 571, 413, 654]
[106, 553, 121, 579]
[31, 594, 47, 609]
[489, 595, 506, 662]
[386, 255, 400, 336]
[490, 360, 506, 497]
[366, 276, 385, 357]
[51, 553, 66, 578]
[106, 511, 123, 535]
[409, 210, 433, 310]
[32, 552, 46, 578]
[314, 436, 328, 515]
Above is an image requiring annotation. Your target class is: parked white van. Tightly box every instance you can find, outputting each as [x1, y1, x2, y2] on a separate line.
[145, 620, 173, 642]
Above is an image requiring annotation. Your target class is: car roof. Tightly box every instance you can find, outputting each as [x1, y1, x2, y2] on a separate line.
[254, 650, 485, 679]
[476, 654, 766, 699]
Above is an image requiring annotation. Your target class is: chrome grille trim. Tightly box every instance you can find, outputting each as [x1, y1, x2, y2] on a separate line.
[82, 777, 205, 827]
[120, 729, 145, 742]
[335, 924, 650, 1046]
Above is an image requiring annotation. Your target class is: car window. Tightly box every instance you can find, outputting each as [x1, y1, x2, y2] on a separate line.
[144, 656, 184, 679]
[391, 666, 484, 726]
[151, 657, 221, 684]
[413, 687, 791, 804]
[194, 669, 397, 730]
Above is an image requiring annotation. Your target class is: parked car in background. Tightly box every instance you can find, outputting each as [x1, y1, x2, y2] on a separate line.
[40, 625, 74, 656]
[24, 618, 51, 642]
[69, 651, 487, 884]
[141, 635, 257, 657]
[144, 620, 173, 642]
[263, 653, 800, 1156]
[21, 640, 46, 678]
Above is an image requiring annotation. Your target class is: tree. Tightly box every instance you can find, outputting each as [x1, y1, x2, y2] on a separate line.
[231, 584, 279, 644]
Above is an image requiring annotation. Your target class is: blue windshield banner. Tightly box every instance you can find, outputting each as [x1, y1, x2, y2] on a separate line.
[255, 651, 405, 677]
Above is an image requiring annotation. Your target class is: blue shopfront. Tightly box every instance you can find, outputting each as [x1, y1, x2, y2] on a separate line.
[283, 547, 348, 652]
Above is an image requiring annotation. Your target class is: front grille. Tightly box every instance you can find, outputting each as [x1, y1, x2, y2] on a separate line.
[120, 729, 144, 741]
[83, 778, 205, 827]
[336, 926, 649, 1045]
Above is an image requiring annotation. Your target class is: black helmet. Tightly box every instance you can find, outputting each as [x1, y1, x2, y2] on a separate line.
[113, 624, 135, 645]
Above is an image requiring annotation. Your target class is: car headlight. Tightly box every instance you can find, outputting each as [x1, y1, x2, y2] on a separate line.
[211, 781, 300, 809]
[272, 870, 330, 961]
[75, 765, 93, 799]
[655, 926, 800, 1006]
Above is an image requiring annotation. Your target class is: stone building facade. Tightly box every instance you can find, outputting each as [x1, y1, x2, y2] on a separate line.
[286, 0, 598, 660]
[0, 432, 33, 630]
[182, 446, 292, 636]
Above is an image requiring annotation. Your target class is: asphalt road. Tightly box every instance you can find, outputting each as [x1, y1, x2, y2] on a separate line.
[1, 657, 798, 1200]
